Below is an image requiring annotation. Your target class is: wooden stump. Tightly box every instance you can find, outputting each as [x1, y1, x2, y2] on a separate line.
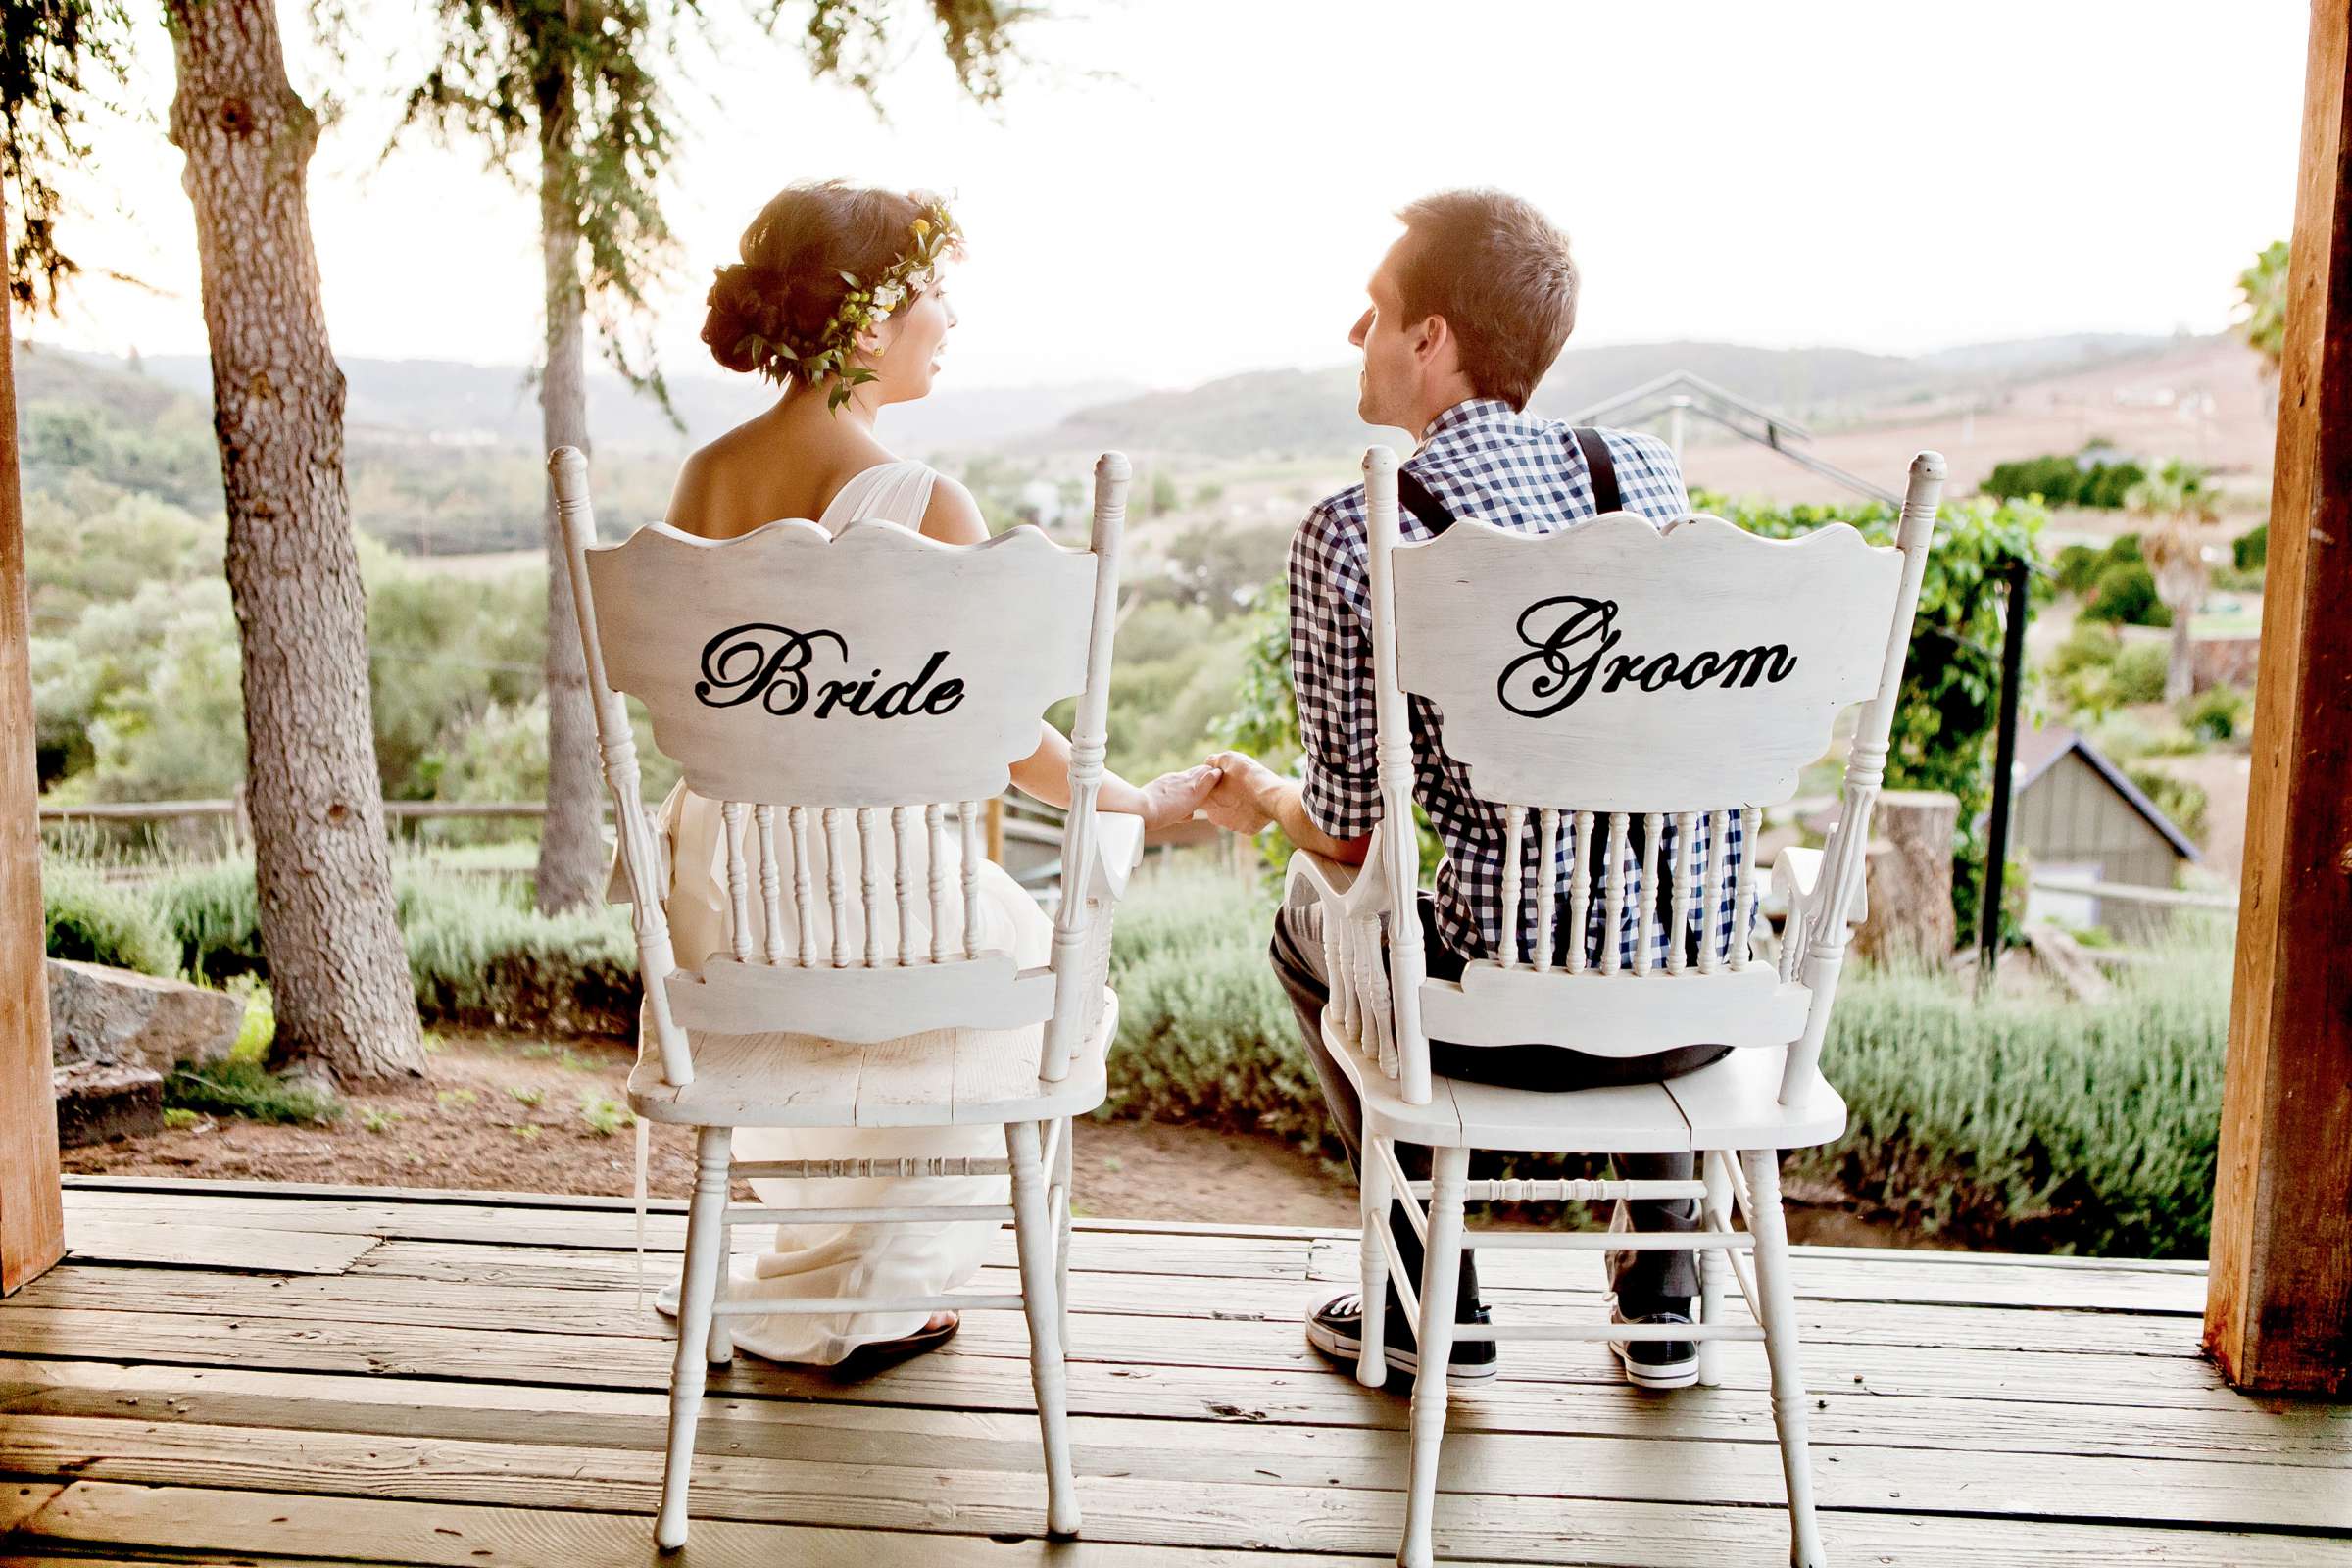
[1852, 789, 1958, 967]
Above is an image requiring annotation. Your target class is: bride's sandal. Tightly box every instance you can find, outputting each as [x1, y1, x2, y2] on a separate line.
[828, 1311, 960, 1381]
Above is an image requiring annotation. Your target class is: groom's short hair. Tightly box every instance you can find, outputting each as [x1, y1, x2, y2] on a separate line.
[1395, 190, 1578, 411]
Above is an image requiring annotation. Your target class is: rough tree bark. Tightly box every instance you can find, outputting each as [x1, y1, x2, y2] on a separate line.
[532, 49, 605, 914]
[166, 0, 424, 1085]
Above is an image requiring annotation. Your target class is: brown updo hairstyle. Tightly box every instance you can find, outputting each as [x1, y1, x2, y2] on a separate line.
[702, 181, 940, 383]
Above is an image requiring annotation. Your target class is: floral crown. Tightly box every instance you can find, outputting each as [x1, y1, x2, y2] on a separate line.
[725, 198, 964, 411]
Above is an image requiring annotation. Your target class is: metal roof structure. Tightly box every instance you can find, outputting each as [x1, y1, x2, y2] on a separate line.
[1571, 370, 1903, 506]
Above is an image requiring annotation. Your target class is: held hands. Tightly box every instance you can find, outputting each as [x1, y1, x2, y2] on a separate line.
[1134, 763, 1222, 831]
[1201, 750, 1279, 835]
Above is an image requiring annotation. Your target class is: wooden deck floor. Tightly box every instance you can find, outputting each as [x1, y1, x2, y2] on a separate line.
[1, 1177, 2345, 1566]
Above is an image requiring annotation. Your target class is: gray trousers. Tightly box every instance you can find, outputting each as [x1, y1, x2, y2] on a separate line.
[1272, 897, 1727, 1323]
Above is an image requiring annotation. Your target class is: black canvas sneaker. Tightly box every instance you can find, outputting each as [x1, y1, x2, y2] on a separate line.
[1604, 1292, 1700, 1390]
[1305, 1292, 1499, 1383]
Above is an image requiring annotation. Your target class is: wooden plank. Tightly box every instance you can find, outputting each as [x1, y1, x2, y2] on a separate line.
[0, 1380, 2343, 1532]
[0, 1298, 2280, 1415]
[6, 1258, 2223, 1366]
[2209, 0, 2352, 1396]
[0, 280, 62, 1300]
[64, 1218, 379, 1275]
[4, 1420, 2346, 1565]
[6, 1352, 2340, 1474]
[1, 1480, 63, 1533]
[12, 1481, 1403, 1568]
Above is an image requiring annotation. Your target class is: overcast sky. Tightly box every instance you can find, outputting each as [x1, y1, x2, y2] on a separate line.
[34, 0, 2310, 391]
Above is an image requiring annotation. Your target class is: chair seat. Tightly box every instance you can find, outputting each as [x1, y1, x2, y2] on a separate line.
[1329, 1018, 1845, 1153]
[630, 991, 1116, 1129]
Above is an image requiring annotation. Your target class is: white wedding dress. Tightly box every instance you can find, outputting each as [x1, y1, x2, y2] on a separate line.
[642, 460, 1054, 1364]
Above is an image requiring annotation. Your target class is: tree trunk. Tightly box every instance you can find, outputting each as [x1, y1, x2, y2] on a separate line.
[532, 53, 605, 913]
[166, 0, 424, 1087]
[2167, 604, 2196, 704]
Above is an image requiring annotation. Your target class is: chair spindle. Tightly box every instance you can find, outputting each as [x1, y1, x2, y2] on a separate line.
[1601, 812, 1629, 976]
[824, 807, 849, 968]
[1499, 804, 1525, 966]
[1567, 810, 1592, 975]
[721, 802, 753, 964]
[1733, 805, 1760, 968]
[958, 800, 981, 960]
[894, 807, 918, 966]
[1536, 808, 1560, 973]
[858, 807, 883, 966]
[926, 803, 949, 964]
[755, 804, 784, 965]
[1637, 810, 1662, 977]
[1671, 810, 1698, 976]
[789, 806, 817, 967]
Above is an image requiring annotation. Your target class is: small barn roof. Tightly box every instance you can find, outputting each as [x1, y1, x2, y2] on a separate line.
[2014, 725, 2202, 860]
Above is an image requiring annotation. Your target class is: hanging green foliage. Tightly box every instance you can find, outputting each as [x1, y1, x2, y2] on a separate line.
[0, 0, 132, 310]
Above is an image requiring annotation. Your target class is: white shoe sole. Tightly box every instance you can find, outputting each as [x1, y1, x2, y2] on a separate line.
[1305, 1315, 1499, 1383]
[1608, 1334, 1700, 1390]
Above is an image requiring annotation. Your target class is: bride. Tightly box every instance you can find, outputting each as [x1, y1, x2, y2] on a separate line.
[645, 180, 1216, 1371]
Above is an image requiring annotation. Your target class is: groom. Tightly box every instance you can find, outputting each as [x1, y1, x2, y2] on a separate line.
[1202, 189, 1733, 1389]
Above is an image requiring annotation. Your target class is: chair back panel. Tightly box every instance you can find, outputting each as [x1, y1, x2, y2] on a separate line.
[586, 518, 1097, 808]
[1389, 513, 1899, 814]
[552, 446, 1132, 1088]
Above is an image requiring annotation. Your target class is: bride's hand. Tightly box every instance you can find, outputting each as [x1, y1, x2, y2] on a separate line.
[1134, 763, 1221, 830]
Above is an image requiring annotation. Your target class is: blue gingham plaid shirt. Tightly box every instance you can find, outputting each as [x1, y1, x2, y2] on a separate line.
[1289, 397, 1744, 969]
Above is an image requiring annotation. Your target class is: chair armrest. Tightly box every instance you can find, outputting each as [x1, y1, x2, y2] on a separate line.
[1082, 811, 1146, 906]
[1771, 844, 1865, 928]
[1283, 822, 1392, 918]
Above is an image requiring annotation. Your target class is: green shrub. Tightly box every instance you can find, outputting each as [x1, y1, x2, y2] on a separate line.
[1799, 930, 2230, 1258]
[2180, 684, 2251, 744]
[2053, 543, 2107, 596]
[1982, 454, 2144, 509]
[1102, 865, 1328, 1145]
[2125, 765, 2209, 842]
[2107, 640, 2171, 706]
[399, 875, 639, 1035]
[2080, 561, 2170, 627]
[42, 862, 176, 976]
[149, 858, 263, 981]
[2233, 522, 2267, 572]
[165, 1058, 342, 1126]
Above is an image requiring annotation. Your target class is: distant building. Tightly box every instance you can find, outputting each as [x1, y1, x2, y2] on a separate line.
[2011, 726, 2200, 937]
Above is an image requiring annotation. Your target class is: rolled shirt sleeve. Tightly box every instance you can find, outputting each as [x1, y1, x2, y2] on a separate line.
[1287, 500, 1384, 840]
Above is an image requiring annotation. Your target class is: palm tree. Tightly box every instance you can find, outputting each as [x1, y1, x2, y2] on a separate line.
[2127, 460, 2221, 704]
[2237, 240, 2288, 421]
[394, 0, 1036, 914]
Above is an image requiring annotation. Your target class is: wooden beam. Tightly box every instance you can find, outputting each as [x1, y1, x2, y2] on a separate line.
[2205, 0, 2352, 1396]
[0, 268, 65, 1296]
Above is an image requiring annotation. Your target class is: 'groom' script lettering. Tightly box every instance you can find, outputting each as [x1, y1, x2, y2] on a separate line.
[695, 623, 966, 719]
[1497, 596, 1797, 716]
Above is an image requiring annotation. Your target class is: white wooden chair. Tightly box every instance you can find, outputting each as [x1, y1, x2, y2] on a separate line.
[550, 448, 1144, 1551]
[1286, 447, 1944, 1568]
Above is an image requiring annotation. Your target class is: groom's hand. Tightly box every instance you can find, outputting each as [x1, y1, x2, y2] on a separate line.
[1202, 751, 1278, 835]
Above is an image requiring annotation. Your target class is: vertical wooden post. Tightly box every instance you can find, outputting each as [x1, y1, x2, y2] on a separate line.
[2204, 0, 2352, 1396]
[0, 259, 66, 1296]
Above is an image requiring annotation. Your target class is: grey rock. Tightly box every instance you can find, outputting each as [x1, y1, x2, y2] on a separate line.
[47, 958, 247, 1076]
[52, 1060, 165, 1147]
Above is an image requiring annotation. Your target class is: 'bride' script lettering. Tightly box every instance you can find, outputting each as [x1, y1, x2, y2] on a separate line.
[695, 623, 965, 719]
[1497, 596, 1797, 717]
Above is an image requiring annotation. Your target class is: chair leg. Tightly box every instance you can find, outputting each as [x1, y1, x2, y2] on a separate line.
[1009, 1119, 1082, 1538]
[1053, 1116, 1075, 1355]
[1698, 1151, 1732, 1389]
[1397, 1145, 1469, 1568]
[1742, 1148, 1825, 1568]
[706, 1212, 734, 1365]
[656, 1125, 730, 1552]
[1355, 1123, 1391, 1389]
